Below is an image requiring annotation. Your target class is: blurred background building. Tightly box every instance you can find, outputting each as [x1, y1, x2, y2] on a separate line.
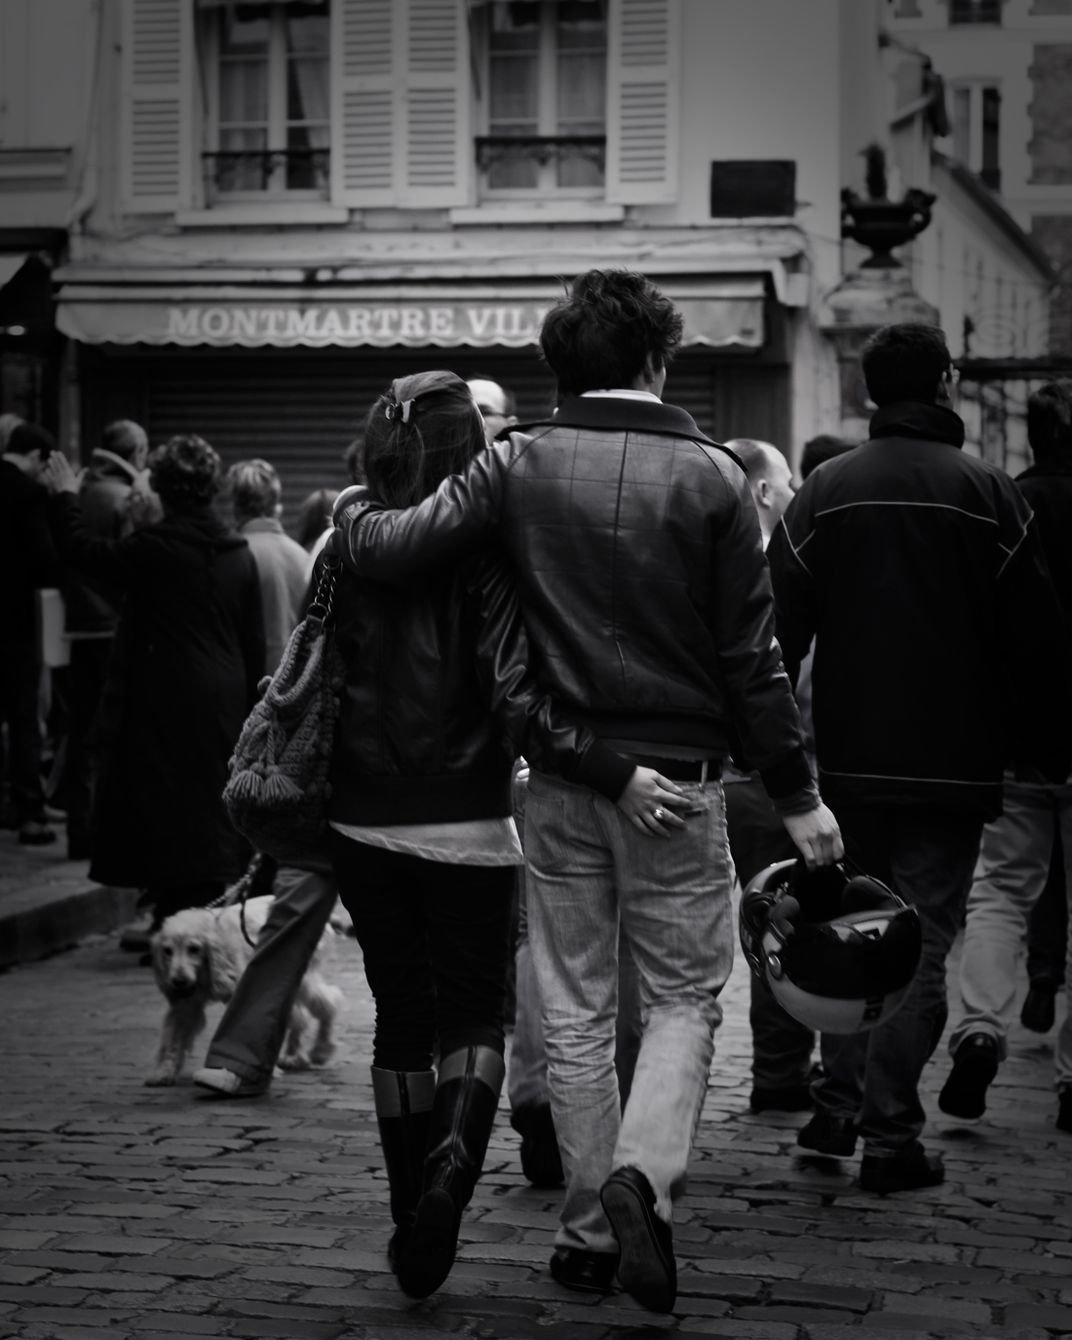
[1, 0, 1067, 510]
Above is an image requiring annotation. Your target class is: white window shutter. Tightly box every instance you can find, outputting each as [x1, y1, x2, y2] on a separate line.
[606, 0, 680, 205]
[400, 0, 470, 207]
[333, 0, 399, 207]
[121, 0, 191, 213]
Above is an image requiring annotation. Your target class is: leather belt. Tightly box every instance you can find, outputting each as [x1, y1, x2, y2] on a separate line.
[628, 755, 712, 782]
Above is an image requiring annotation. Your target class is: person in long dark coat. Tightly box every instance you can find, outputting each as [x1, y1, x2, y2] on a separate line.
[44, 435, 265, 924]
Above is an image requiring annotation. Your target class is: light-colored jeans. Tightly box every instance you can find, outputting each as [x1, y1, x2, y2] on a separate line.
[524, 769, 734, 1255]
[950, 779, 1072, 1090]
[204, 865, 338, 1083]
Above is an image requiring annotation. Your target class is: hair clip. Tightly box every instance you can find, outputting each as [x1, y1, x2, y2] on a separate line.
[384, 398, 414, 424]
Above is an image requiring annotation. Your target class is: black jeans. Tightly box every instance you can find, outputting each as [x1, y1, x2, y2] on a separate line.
[330, 832, 514, 1072]
[815, 804, 983, 1154]
[724, 775, 815, 1088]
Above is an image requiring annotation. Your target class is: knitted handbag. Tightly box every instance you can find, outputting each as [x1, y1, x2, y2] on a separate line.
[223, 553, 343, 873]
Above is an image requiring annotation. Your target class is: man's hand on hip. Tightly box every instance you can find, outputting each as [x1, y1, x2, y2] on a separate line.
[781, 803, 843, 869]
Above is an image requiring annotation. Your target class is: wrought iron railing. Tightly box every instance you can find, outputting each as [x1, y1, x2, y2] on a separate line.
[950, 0, 1002, 23]
[475, 135, 606, 175]
[201, 148, 330, 200]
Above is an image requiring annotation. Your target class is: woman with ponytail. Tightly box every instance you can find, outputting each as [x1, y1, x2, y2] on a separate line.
[322, 371, 663, 1299]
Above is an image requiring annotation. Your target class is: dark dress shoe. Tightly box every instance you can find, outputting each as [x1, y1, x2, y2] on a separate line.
[510, 1103, 564, 1188]
[750, 1081, 814, 1113]
[1021, 984, 1057, 1034]
[938, 1033, 998, 1120]
[859, 1141, 944, 1194]
[796, 1110, 858, 1156]
[549, 1246, 618, 1294]
[599, 1166, 676, 1313]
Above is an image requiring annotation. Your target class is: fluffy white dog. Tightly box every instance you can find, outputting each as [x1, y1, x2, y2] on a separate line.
[145, 895, 342, 1086]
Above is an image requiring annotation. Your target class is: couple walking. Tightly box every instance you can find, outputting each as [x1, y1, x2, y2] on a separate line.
[332, 268, 841, 1312]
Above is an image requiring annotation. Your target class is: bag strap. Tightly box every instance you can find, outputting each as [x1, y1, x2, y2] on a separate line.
[306, 552, 341, 633]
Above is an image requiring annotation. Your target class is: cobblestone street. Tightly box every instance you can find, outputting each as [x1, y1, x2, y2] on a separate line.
[2, 879, 1071, 1340]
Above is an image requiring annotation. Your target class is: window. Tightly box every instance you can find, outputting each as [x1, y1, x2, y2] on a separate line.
[950, 0, 1002, 22]
[476, 1, 607, 196]
[951, 82, 1001, 190]
[201, 0, 330, 202]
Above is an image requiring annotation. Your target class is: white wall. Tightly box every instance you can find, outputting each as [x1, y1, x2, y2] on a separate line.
[0, 0, 96, 150]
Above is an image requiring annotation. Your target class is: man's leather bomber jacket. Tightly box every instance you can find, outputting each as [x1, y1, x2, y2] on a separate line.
[336, 395, 813, 805]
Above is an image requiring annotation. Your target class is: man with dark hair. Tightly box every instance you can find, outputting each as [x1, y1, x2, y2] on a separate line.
[939, 378, 1072, 1135]
[800, 433, 856, 480]
[768, 324, 1072, 1193]
[334, 268, 842, 1312]
[0, 422, 61, 844]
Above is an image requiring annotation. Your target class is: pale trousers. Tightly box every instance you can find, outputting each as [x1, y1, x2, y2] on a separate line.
[523, 770, 734, 1256]
[950, 779, 1072, 1090]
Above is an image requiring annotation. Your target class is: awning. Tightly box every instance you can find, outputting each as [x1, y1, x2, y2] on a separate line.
[55, 279, 765, 350]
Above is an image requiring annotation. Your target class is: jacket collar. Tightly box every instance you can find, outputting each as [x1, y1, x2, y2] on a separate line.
[869, 401, 965, 448]
[89, 448, 140, 481]
[240, 516, 285, 534]
[531, 394, 718, 446]
[1018, 455, 1072, 480]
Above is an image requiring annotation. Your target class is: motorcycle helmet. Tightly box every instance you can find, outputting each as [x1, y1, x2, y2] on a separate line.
[739, 859, 922, 1034]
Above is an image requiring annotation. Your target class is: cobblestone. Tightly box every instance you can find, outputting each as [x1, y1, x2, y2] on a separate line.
[1, 859, 1070, 1339]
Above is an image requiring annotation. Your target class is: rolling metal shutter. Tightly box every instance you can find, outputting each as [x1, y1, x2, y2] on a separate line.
[78, 346, 790, 531]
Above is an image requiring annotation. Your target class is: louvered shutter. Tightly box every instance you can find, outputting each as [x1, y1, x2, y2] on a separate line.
[333, 0, 398, 206]
[333, 0, 469, 209]
[606, 0, 679, 205]
[121, 0, 191, 212]
[401, 0, 470, 205]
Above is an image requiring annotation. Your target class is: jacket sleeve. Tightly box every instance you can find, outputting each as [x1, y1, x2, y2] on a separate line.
[708, 465, 814, 803]
[239, 554, 268, 701]
[48, 491, 134, 588]
[766, 483, 819, 688]
[467, 551, 636, 802]
[995, 485, 1072, 782]
[336, 441, 510, 582]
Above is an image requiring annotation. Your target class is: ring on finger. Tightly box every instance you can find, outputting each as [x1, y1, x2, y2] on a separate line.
[653, 807, 665, 821]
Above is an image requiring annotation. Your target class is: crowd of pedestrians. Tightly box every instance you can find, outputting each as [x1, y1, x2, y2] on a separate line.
[1, 268, 1071, 1317]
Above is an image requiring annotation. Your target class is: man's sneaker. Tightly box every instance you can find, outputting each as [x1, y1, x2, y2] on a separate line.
[600, 1166, 676, 1313]
[192, 1067, 269, 1099]
[1057, 1088, 1072, 1134]
[18, 820, 56, 846]
[1020, 984, 1057, 1034]
[938, 1033, 998, 1120]
[859, 1141, 944, 1195]
[796, 1110, 858, 1156]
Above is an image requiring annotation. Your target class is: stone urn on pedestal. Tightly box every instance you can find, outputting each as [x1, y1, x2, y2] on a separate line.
[821, 145, 939, 438]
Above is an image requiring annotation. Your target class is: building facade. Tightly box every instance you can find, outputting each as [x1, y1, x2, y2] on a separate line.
[0, 0, 1055, 499]
[887, 0, 1072, 354]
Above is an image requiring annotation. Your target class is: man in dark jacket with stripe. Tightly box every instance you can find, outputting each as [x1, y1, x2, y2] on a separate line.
[938, 378, 1072, 1135]
[768, 323, 1072, 1193]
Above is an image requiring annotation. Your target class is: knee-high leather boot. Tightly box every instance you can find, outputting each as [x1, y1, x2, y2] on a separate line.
[371, 1067, 436, 1269]
[396, 1044, 505, 1299]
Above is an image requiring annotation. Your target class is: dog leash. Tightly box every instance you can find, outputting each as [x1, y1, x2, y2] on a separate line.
[203, 851, 274, 948]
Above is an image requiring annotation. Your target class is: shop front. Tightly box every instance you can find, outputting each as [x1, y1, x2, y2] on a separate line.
[57, 279, 791, 522]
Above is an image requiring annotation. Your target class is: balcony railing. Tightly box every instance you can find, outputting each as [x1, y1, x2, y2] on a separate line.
[475, 135, 606, 175]
[950, 0, 1002, 23]
[201, 148, 330, 202]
